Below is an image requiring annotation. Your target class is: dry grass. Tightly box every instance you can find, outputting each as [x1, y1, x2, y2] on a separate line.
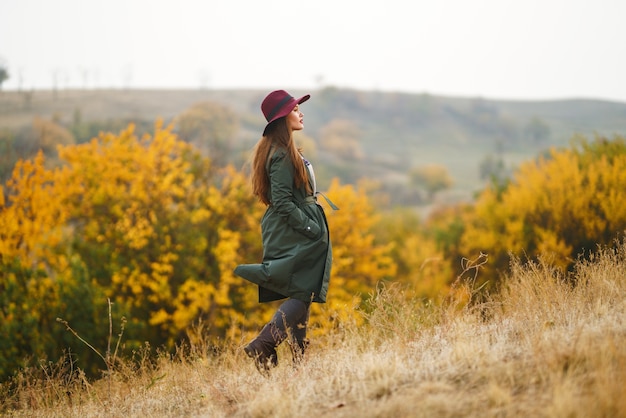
[2, 242, 626, 417]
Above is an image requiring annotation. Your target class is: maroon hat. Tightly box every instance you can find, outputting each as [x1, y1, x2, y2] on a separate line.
[261, 90, 310, 125]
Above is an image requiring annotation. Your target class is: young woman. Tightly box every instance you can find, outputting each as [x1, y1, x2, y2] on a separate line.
[234, 89, 333, 373]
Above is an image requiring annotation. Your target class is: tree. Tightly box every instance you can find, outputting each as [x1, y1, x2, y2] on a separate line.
[524, 117, 551, 145]
[409, 164, 453, 201]
[32, 117, 75, 155]
[319, 119, 364, 160]
[0, 64, 8, 90]
[174, 101, 239, 167]
[479, 153, 509, 186]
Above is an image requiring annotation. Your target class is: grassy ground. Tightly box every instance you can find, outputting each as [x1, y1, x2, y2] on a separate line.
[2, 241, 625, 417]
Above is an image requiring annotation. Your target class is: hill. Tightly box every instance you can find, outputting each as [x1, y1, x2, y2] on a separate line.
[2, 88, 626, 205]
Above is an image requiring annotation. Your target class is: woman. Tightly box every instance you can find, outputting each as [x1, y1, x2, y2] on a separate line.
[234, 89, 333, 373]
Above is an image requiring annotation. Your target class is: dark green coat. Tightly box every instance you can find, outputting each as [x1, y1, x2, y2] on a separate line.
[234, 148, 332, 303]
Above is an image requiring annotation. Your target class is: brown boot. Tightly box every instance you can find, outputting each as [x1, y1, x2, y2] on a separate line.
[244, 323, 283, 374]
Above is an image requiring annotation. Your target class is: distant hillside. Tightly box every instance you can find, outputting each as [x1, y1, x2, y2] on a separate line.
[2, 88, 625, 206]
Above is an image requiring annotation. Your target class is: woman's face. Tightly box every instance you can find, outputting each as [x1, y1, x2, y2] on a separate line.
[286, 104, 304, 132]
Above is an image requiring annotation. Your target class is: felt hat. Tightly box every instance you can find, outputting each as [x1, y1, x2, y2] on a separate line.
[261, 90, 310, 124]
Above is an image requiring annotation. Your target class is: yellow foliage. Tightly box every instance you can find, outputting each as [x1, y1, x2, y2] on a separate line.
[402, 236, 452, 298]
[51, 122, 265, 343]
[460, 135, 626, 287]
[0, 151, 65, 269]
[0, 120, 453, 350]
[409, 163, 454, 200]
[376, 207, 453, 301]
[312, 179, 396, 329]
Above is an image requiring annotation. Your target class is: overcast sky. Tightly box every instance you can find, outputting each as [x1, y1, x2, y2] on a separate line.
[1, 0, 625, 102]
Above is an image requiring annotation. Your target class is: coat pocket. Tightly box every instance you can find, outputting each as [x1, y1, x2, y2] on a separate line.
[302, 218, 321, 240]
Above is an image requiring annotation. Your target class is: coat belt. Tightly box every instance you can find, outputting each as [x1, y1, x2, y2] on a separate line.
[295, 195, 317, 207]
[295, 193, 339, 210]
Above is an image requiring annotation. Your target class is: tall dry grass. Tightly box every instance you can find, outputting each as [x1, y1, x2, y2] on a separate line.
[2, 241, 626, 417]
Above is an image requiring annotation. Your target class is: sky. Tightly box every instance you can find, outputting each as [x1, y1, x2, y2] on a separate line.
[1, 0, 626, 102]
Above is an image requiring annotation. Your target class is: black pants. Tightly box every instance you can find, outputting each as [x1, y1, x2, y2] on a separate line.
[270, 298, 311, 345]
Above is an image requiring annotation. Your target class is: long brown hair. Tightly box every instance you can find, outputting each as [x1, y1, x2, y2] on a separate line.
[251, 118, 311, 205]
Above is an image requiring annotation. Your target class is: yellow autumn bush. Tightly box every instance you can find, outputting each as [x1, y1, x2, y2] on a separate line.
[460, 134, 626, 288]
[310, 179, 397, 330]
[52, 121, 265, 346]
